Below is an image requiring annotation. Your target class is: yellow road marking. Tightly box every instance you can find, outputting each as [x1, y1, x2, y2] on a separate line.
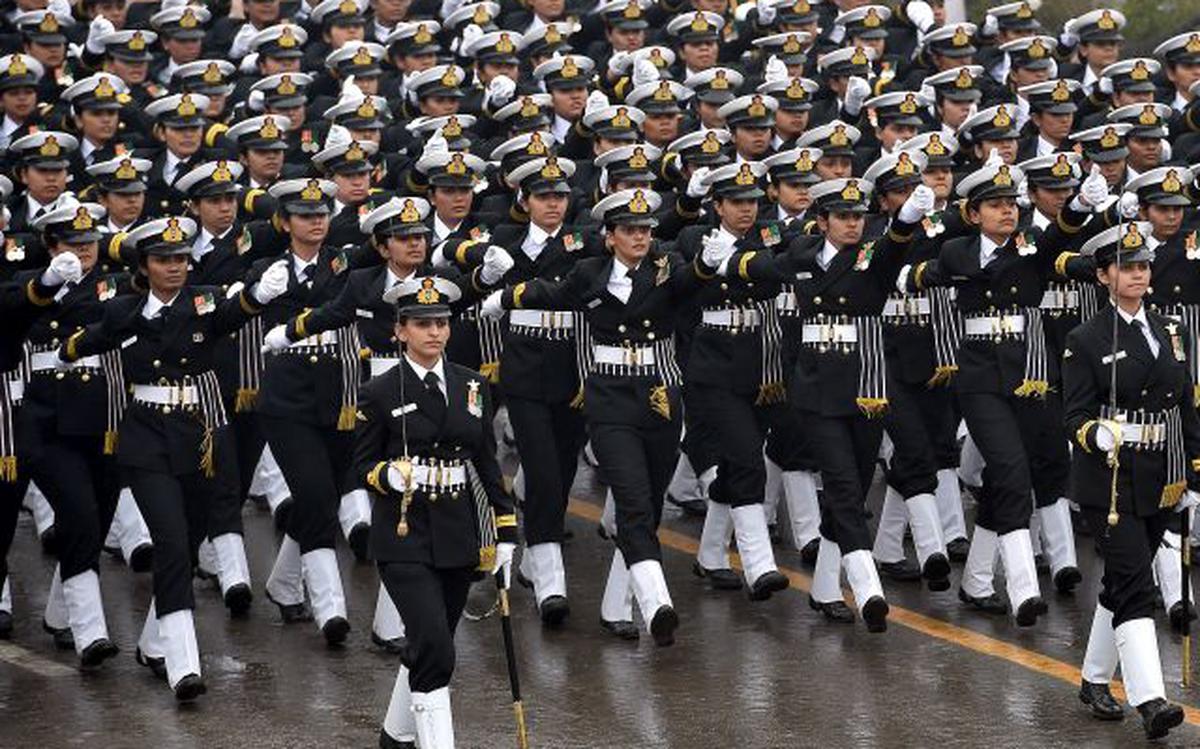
[567, 499, 1200, 727]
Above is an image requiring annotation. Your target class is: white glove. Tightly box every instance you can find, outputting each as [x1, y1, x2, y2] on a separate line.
[484, 74, 516, 111]
[1060, 21, 1079, 49]
[459, 22, 484, 52]
[479, 245, 514, 285]
[1179, 490, 1200, 513]
[229, 22, 260, 60]
[239, 53, 260, 75]
[906, 0, 935, 32]
[1162, 140, 1174, 162]
[253, 259, 289, 304]
[897, 185, 935, 223]
[1077, 165, 1110, 210]
[632, 58, 659, 88]
[41, 252, 82, 286]
[425, 129, 450, 154]
[494, 541, 516, 588]
[85, 15, 115, 55]
[763, 55, 788, 84]
[1097, 76, 1113, 96]
[1094, 419, 1119, 451]
[440, 0, 466, 21]
[701, 228, 735, 269]
[981, 13, 998, 36]
[756, 0, 777, 27]
[584, 89, 610, 118]
[895, 264, 912, 294]
[828, 23, 846, 44]
[686, 166, 711, 199]
[262, 325, 291, 354]
[983, 147, 1003, 168]
[246, 90, 265, 112]
[480, 289, 505, 320]
[607, 50, 631, 77]
[843, 75, 871, 117]
[919, 82, 935, 106]
[1118, 192, 1140, 220]
[1016, 178, 1030, 209]
[47, 0, 71, 17]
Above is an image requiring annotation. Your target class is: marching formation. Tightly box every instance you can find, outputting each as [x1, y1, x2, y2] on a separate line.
[4, 0, 1200, 745]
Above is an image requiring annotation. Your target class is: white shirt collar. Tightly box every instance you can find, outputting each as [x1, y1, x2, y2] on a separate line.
[433, 214, 460, 241]
[1032, 209, 1051, 230]
[528, 222, 560, 247]
[405, 353, 447, 398]
[715, 224, 741, 246]
[193, 228, 215, 261]
[1082, 64, 1099, 90]
[778, 204, 801, 224]
[1, 115, 20, 135]
[551, 114, 572, 142]
[1036, 135, 1057, 157]
[817, 239, 838, 270]
[26, 195, 48, 216]
[979, 233, 1003, 266]
[164, 151, 185, 183]
[385, 267, 415, 291]
[142, 291, 181, 319]
[1173, 90, 1191, 113]
[1117, 303, 1149, 327]
[292, 252, 319, 278]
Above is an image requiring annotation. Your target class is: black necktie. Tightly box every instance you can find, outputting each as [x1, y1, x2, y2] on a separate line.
[301, 264, 315, 288]
[423, 371, 446, 424]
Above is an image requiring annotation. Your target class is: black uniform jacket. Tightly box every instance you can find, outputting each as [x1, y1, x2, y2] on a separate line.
[355, 360, 517, 568]
[1063, 306, 1200, 517]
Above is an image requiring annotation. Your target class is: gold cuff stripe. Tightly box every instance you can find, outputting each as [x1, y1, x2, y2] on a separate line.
[366, 461, 387, 494]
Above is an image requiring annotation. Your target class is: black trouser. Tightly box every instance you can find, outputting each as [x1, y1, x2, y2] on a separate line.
[807, 411, 883, 553]
[882, 380, 940, 499]
[958, 390, 1071, 534]
[0, 474, 28, 596]
[765, 398, 820, 473]
[505, 396, 585, 545]
[379, 561, 473, 692]
[260, 416, 352, 554]
[232, 411, 267, 502]
[685, 383, 773, 508]
[27, 435, 119, 581]
[590, 418, 680, 565]
[207, 426, 244, 539]
[125, 467, 212, 616]
[1085, 509, 1172, 627]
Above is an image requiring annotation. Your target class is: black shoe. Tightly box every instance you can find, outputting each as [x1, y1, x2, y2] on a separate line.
[223, 583, 253, 617]
[266, 592, 313, 623]
[1078, 681, 1124, 721]
[1169, 600, 1198, 634]
[1015, 596, 1045, 627]
[0, 610, 11, 640]
[39, 526, 57, 555]
[649, 605, 678, 647]
[371, 632, 407, 654]
[692, 562, 742, 590]
[538, 595, 570, 627]
[922, 553, 951, 592]
[136, 647, 167, 680]
[1034, 553, 1050, 574]
[322, 616, 350, 646]
[809, 596, 855, 623]
[1053, 566, 1082, 595]
[957, 588, 1008, 615]
[1137, 698, 1184, 739]
[666, 494, 707, 518]
[946, 537, 970, 562]
[861, 596, 889, 633]
[799, 538, 819, 566]
[128, 542, 151, 573]
[79, 638, 119, 670]
[600, 619, 640, 640]
[877, 558, 922, 582]
[273, 498, 293, 533]
[348, 523, 370, 562]
[42, 620, 74, 650]
[174, 673, 207, 702]
[748, 570, 789, 601]
[379, 729, 417, 749]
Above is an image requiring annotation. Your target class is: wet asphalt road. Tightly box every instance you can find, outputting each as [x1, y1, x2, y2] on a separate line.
[4, 459, 1200, 748]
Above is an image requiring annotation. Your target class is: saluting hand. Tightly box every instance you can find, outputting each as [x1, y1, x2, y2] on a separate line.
[41, 251, 82, 286]
[253, 259, 290, 305]
[480, 246, 515, 285]
[1077, 165, 1110, 211]
[480, 289, 505, 320]
[898, 184, 935, 224]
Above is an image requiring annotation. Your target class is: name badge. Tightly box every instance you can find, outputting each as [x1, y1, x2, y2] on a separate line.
[120, 335, 138, 349]
[795, 272, 813, 280]
[391, 403, 418, 417]
[1101, 351, 1127, 364]
[356, 308, 374, 319]
[587, 298, 603, 309]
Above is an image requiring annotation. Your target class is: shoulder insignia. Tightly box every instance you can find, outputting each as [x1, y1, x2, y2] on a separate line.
[193, 292, 215, 315]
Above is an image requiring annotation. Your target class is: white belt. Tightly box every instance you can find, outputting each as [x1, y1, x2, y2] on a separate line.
[593, 344, 656, 366]
[399, 463, 468, 490]
[6, 378, 23, 403]
[882, 296, 931, 318]
[801, 323, 858, 344]
[509, 309, 574, 329]
[288, 331, 338, 348]
[30, 352, 101, 372]
[1040, 289, 1079, 310]
[963, 315, 1026, 337]
[132, 384, 200, 407]
[701, 308, 761, 328]
[369, 357, 401, 377]
[1116, 422, 1166, 446]
[775, 291, 797, 312]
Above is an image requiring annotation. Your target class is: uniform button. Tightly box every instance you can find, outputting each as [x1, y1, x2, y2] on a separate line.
[1141, 389, 1148, 396]
[554, 276, 561, 282]
[814, 296, 822, 305]
[55, 372, 64, 380]
[647, 332, 656, 340]
[1175, 285, 1182, 293]
[618, 324, 626, 333]
[720, 283, 728, 290]
[152, 359, 161, 368]
[179, 358, 188, 365]
[309, 355, 319, 363]
[985, 291, 992, 299]
[643, 320, 651, 327]
[51, 337, 59, 346]
[746, 282, 754, 288]
[1009, 286, 1017, 294]
[49, 320, 58, 330]
[81, 373, 90, 382]
[838, 296, 846, 304]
